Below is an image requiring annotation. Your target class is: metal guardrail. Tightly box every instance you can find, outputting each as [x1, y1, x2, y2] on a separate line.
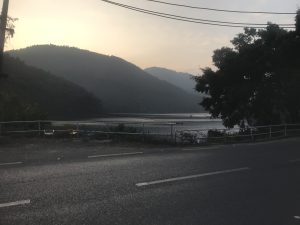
[175, 123, 300, 144]
[0, 120, 300, 144]
[0, 120, 174, 142]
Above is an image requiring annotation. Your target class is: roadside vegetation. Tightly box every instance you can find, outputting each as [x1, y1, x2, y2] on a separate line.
[195, 10, 300, 128]
[0, 56, 103, 121]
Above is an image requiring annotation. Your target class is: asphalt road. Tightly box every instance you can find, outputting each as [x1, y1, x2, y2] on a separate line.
[1, 138, 300, 225]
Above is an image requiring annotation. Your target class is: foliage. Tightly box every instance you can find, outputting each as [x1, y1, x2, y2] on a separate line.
[0, 55, 102, 120]
[109, 124, 141, 133]
[207, 129, 226, 138]
[195, 11, 300, 128]
[9, 45, 201, 113]
[0, 92, 45, 121]
[145, 67, 200, 95]
[0, 15, 17, 44]
[5, 16, 18, 40]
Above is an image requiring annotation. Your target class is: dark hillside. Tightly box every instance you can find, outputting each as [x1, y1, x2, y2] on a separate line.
[0, 56, 102, 120]
[145, 67, 198, 94]
[9, 45, 203, 113]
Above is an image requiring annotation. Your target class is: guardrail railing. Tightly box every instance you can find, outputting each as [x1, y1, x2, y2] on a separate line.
[0, 120, 300, 144]
[175, 123, 300, 144]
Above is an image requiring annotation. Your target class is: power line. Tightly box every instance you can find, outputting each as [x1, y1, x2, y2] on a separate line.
[100, 0, 295, 28]
[145, 0, 296, 15]
[104, 0, 294, 26]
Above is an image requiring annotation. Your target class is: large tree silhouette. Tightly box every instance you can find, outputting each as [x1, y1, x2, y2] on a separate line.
[195, 10, 300, 128]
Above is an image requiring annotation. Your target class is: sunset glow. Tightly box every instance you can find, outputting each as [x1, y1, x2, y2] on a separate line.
[7, 0, 298, 73]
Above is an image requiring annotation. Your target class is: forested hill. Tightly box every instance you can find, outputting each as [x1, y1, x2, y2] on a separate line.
[145, 67, 197, 94]
[0, 56, 102, 120]
[9, 45, 203, 113]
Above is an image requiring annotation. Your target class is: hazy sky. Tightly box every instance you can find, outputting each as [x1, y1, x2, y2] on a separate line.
[7, 0, 299, 74]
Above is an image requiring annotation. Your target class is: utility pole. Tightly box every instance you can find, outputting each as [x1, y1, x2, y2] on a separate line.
[0, 0, 9, 75]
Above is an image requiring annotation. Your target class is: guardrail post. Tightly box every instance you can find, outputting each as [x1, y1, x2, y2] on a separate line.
[174, 130, 177, 144]
[142, 123, 145, 142]
[250, 128, 254, 141]
[269, 127, 272, 138]
[76, 123, 79, 138]
[38, 120, 41, 136]
[284, 124, 287, 137]
[170, 124, 174, 140]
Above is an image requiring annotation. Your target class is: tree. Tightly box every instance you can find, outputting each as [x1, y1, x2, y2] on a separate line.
[0, 15, 17, 79]
[0, 92, 46, 121]
[5, 16, 17, 40]
[195, 11, 300, 128]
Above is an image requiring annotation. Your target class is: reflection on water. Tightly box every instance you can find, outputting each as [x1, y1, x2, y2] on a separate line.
[53, 113, 225, 135]
[93, 113, 225, 134]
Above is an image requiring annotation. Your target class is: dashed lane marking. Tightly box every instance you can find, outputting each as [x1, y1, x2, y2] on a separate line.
[88, 152, 143, 158]
[136, 167, 251, 187]
[0, 200, 30, 208]
[182, 147, 219, 151]
[0, 162, 23, 167]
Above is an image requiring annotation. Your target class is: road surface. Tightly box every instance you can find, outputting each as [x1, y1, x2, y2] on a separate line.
[1, 138, 300, 225]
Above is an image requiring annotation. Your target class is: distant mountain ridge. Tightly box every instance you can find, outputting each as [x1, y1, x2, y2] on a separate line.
[145, 67, 197, 94]
[9, 45, 203, 113]
[1, 55, 102, 120]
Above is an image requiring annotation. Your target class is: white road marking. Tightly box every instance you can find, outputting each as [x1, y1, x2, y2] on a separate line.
[289, 159, 300, 163]
[294, 216, 300, 220]
[136, 167, 251, 187]
[0, 200, 30, 208]
[88, 152, 143, 158]
[182, 147, 219, 151]
[0, 162, 23, 166]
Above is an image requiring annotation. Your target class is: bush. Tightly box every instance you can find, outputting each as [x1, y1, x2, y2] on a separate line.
[207, 129, 226, 138]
